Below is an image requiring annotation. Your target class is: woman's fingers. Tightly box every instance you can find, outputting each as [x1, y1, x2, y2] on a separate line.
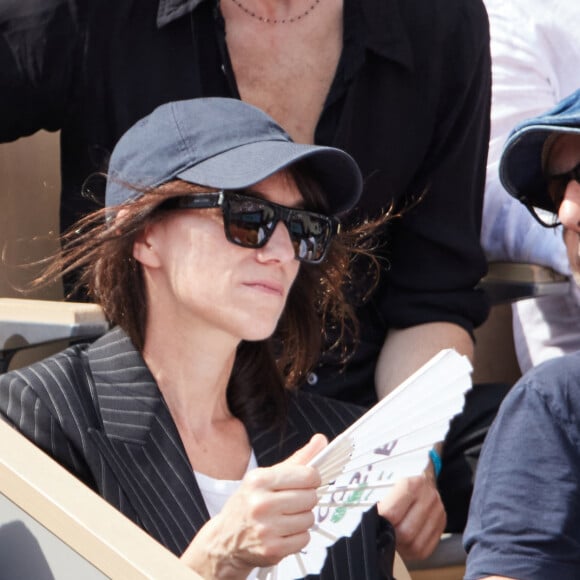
[283, 433, 328, 466]
[378, 473, 446, 561]
[185, 435, 329, 573]
[245, 464, 321, 495]
[244, 433, 328, 492]
[244, 482, 319, 513]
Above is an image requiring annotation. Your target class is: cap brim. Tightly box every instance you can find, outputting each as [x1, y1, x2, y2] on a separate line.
[176, 140, 362, 215]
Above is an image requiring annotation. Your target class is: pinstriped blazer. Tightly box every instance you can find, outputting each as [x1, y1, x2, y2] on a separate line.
[0, 327, 394, 579]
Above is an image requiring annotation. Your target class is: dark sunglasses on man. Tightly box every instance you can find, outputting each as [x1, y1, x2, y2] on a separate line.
[527, 161, 580, 228]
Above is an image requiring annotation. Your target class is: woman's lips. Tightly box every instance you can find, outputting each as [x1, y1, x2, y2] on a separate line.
[243, 280, 284, 296]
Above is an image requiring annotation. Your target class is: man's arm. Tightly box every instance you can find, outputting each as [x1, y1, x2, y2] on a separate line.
[370, 0, 491, 560]
[376, 0, 491, 351]
[375, 322, 474, 399]
[374, 322, 472, 560]
[0, 0, 79, 141]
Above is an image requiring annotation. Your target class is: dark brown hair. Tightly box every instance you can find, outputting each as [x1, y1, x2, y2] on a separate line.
[34, 164, 388, 428]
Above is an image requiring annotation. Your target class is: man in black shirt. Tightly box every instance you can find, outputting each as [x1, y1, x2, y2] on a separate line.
[0, 0, 493, 560]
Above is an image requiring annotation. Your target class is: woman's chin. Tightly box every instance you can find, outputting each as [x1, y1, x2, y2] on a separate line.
[241, 329, 278, 342]
[238, 319, 281, 342]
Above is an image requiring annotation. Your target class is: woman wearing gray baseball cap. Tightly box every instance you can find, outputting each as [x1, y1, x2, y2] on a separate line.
[0, 98, 397, 578]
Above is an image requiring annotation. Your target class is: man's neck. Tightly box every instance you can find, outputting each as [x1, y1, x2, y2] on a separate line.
[221, 0, 343, 143]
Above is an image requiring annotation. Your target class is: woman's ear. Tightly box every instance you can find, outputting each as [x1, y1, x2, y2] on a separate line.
[132, 221, 162, 268]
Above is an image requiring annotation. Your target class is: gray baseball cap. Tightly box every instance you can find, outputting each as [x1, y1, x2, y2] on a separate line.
[500, 88, 580, 214]
[105, 98, 362, 215]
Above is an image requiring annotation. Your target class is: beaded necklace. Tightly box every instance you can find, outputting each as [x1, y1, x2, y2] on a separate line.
[228, 0, 321, 24]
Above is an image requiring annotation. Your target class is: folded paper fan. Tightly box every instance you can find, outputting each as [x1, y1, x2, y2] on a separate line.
[257, 348, 472, 580]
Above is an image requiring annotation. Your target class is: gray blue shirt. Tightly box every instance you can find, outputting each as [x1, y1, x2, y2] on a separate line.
[465, 352, 580, 579]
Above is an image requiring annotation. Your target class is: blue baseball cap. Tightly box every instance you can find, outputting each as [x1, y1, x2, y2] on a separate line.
[105, 98, 362, 215]
[500, 89, 580, 213]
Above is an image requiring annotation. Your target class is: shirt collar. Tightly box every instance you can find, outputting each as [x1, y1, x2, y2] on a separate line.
[359, 0, 413, 70]
[156, 0, 207, 27]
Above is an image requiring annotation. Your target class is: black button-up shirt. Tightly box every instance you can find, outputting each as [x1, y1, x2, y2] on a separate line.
[0, 0, 491, 405]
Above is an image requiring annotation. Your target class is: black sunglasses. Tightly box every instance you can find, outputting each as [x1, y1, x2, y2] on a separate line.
[530, 161, 580, 228]
[162, 191, 339, 264]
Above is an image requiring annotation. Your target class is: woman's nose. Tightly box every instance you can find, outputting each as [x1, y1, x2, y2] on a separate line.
[558, 180, 580, 233]
[257, 221, 296, 262]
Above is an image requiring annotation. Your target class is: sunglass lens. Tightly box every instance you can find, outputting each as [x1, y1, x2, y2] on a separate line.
[288, 215, 330, 262]
[226, 201, 276, 248]
[548, 177, 567, 213]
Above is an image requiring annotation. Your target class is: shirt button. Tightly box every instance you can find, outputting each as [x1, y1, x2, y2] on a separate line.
[306, 372, 318, 385]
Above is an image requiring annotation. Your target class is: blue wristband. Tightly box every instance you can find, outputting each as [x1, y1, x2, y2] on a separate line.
[429, 448, 442, 479]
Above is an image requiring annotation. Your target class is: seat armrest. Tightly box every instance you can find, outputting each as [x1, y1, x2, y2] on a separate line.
[0, 298, 109, 373]
[0, 419, 200, 579]
[478, 262, 570, 305]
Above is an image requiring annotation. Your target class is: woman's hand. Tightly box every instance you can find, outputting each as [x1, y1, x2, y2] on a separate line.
[181, 433, 328, 579]
[377, 468, 446, 562]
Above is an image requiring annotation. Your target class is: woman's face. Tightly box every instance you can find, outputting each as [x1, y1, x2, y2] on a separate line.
[545, 133, 580, 282]
[134, 170, 302, 343]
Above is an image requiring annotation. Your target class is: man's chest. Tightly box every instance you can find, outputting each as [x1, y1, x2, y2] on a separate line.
[224, 13, 342, 143]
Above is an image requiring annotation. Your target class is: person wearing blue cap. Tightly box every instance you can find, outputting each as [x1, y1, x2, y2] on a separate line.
[0, 97, 402, 578]
[464, 89, 580, 580]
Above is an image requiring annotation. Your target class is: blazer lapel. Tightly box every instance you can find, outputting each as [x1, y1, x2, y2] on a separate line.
[85, 328, 209, 555]
[82, 333, 357, 559]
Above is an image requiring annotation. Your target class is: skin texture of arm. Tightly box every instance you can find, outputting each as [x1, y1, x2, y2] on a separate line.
[375, 322, 474, 399]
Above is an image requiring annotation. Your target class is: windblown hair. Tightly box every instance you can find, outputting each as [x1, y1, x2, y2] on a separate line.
[33, 162, 388, 428]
